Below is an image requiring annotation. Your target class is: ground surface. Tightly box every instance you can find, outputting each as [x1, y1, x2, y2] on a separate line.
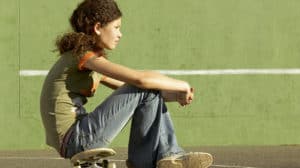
[0, 146, 299, 168]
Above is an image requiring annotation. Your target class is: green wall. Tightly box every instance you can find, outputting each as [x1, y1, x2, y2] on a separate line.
[1, 0, 300, 150]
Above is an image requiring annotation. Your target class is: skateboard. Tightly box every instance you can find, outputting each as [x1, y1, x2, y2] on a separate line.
[70, 148, 117, 168]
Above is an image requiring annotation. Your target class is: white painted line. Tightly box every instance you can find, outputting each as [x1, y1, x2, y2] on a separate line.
[19, 70, 49, 76]
[19, 69, 300, 76]
[157, 69, 300, 75]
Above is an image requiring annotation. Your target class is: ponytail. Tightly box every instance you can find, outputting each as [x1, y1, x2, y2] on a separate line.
[55, 32, 102, 56]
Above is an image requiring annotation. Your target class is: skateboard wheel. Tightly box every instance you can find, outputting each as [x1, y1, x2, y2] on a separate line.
[70, 148, 116, 168]
[103, 159, 108, 166]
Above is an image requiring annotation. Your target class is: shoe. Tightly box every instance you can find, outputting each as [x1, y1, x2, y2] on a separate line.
[157, 152, 213, 168]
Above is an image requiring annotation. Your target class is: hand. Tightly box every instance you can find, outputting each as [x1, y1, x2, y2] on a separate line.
[177, 87, 194, 106]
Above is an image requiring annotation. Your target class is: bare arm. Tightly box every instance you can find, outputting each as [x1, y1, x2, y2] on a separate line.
[84, 56, 194, 106]
[84, 56, 191, 92]
[161, 88, 194, 106]
[100, 76, 124, 90]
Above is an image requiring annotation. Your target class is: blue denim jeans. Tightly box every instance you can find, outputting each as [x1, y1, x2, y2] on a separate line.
[64, 84, 184, 168]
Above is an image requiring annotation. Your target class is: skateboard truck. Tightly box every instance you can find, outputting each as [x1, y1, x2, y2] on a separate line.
[70, 148, 117, 168]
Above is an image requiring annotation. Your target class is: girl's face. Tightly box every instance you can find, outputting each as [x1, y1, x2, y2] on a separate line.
[96, 18, 122, 50]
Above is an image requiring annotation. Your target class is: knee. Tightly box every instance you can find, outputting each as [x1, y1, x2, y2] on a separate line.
[126, 84, 161, 97]
[142, 89, 163, 105]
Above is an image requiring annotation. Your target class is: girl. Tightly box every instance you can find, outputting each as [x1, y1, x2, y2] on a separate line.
[40, 0, 213, 167]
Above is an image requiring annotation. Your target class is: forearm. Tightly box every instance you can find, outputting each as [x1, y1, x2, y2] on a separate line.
[161, 90, 178, 102]
[161, 88, 194, 106]
[84, 57, 190, 92]
[139, 71, 190, 92]
[100, 76, 125, 90]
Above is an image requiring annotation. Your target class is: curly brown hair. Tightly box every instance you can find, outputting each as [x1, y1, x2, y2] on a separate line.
[55, 0, 122, 55]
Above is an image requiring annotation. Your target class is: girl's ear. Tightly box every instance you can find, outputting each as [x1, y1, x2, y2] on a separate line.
[94, 22, 101, 35]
